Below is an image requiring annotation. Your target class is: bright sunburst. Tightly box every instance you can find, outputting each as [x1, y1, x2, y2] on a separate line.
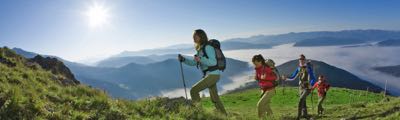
[84, 2, 110, 28]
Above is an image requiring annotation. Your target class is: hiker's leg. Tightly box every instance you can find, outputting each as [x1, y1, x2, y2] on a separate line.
[297, 88, 305, 118]
[303, 89, 310, 117]
[209, 83, 227, 114]
[299, 88, 310, 117]
[190, 75, 220, 102]
[319, 96, 326, 114]
[265, 89, 275, 116]
[258, 91, 268, 118]
[317, 96, 322, 114]
[302, 99, 308, 117]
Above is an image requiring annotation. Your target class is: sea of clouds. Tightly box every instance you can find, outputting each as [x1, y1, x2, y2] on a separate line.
[161, 43, 400, 98]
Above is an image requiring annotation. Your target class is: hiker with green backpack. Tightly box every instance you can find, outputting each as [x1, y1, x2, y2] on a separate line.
[283, 54, 317, 120]
[252, 54, 280, 119]
[178, 29, 227, 115]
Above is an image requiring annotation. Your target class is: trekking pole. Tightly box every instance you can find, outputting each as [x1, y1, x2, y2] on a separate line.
[179, 61, 188, 99]
[310, 60, 315, 111]
[311, 90, 314, 110]
[384, 79, 387, 98]
[281, 75, 285, 95]
[366, 87, 369, 102]
[260, 91, 266, 98]
[281, 78, 284, 104]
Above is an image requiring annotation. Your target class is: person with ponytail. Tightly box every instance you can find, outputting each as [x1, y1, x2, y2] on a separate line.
[252, 54, 279, 119]
[178, 29, 227, 115]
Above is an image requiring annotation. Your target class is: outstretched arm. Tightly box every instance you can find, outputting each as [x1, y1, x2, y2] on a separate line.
[182, 56, 198, 66]
[286, 67, 299, 81]
[311, 83, 318, 91]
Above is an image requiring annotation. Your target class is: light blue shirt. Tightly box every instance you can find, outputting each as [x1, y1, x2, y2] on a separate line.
[183, 45, 221, 75]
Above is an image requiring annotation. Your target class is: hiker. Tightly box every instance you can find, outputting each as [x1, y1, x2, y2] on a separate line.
[252, 54, 279, 119]
[283, 54, 317, 119]
[178, 29, 227, 114]
[311, 75, 330, 116]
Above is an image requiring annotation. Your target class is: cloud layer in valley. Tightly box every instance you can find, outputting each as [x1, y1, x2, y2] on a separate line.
[223, 43, 400, 95]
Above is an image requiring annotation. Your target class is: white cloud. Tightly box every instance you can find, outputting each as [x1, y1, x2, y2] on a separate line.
[224, 44, 400, 95]
[160, 88, 191, 99]
[220, 71, 255, 93]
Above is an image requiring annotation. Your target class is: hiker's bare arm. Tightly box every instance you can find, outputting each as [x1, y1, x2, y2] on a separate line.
[199, 45, 217, 66]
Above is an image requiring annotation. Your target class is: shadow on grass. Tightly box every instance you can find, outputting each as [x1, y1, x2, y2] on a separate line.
[349, 106, 400, 119]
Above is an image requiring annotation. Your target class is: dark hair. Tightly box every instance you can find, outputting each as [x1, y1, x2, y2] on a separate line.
[194, 29, 208, 45]
[318, 75, 324, 79]
[299, 54, 306, 60]
[252, 54, 266, 65]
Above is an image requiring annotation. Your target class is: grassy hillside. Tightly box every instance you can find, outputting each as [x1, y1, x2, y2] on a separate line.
[12, 47, 252, 100]
[2, 46, 399, 119]
[0, 47, 224, 119]
[202, 87, 400, 119]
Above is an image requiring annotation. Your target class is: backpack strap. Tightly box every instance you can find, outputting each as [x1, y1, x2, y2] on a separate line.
[262, 65, 266, 79]
[201, 44, 209, 59]
[202, 66, 219, 78]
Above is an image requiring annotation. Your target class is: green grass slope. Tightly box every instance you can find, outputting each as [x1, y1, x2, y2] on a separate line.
[0, 47, 224, 120]
[1, 46, 399, 119]
[202, 87, 400, 120]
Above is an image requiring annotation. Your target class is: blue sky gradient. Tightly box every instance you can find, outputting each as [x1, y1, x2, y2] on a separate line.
[1, 0, 399, 62]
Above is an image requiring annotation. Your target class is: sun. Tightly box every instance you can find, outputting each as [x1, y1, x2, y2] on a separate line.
[84, 2, 110, 28]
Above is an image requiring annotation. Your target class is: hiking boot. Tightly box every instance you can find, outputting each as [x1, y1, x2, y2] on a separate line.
[318, 110, 324, 115]
[302, 115, 311, 119]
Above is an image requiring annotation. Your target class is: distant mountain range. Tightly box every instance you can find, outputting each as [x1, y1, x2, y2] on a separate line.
[374, 65, 400, 77]
[229, 59, 384, 94]
[70, 58, 251, 99]
[12, 47, 251, 99]
[115, 29, 400, 57]
[96, 54, 177, 68]
[107, 30, 400, 70]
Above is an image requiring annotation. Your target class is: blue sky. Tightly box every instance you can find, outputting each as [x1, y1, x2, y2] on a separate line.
[0, 0, 400, 62]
